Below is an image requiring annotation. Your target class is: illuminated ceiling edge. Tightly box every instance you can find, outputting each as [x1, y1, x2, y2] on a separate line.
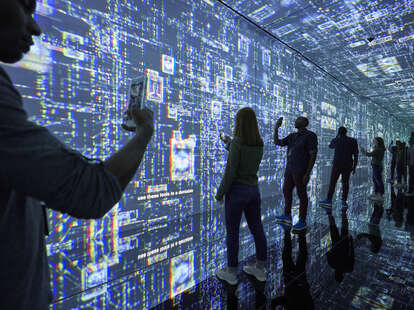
[216, 0, 411, 129]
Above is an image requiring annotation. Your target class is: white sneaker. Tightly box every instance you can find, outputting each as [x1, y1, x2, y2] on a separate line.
[242, 263, 267, 282]
[216, 268, 238, 285]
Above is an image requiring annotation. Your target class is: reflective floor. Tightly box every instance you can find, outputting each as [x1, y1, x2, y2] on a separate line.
[152, 187, 414, 310]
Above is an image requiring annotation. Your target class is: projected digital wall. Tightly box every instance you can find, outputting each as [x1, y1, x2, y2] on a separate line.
[222, 0, 414, 124]
[2, 0, 409, 309]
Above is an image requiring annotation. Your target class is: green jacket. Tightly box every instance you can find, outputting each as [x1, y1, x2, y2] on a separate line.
[365, 147, 385, 166]
[216, 137, 263, 201]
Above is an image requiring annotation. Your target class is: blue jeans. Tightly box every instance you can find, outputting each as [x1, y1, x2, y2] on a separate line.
[225, 182, 267, 267]
[372, 164, 384, 195]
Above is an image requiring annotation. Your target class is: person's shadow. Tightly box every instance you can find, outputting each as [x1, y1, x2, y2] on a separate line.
[325, 210, 354, 283]
[356, 203, 384, 253]
[271, 229, 314, 309]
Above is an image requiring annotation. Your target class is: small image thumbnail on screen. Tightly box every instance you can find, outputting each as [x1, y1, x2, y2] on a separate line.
[169, 251, 195, 298]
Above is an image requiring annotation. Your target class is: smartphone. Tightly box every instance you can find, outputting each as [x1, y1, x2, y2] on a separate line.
[123, 75, 147, 129]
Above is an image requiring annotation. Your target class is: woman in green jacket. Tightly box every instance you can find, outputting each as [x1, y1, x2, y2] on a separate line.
[215, 107, 267, 285]
[361, 137, 386, 202]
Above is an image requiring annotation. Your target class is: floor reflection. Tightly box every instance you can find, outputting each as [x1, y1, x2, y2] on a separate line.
[271, 229, 314, 309]
[153, 192, 414, 310]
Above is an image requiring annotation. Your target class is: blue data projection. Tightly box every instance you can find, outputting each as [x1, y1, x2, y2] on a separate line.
[2, 0, 410, 309]
[223, 0, 414, 124]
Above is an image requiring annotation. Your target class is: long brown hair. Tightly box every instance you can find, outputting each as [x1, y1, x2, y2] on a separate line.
[375, 137, 385, 150]
[233, 107, 264, 146]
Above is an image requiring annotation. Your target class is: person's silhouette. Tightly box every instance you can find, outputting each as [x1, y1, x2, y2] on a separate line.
[273, 116, 318, 232]
[272, 229, 314, 309]
[326, 210, 354, 283]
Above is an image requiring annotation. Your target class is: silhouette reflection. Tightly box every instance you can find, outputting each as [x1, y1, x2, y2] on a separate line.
[223, 282, 238, 310]
[406, 195, 414, 241]
[244, 272, 266, 309]
[326, 210, 354, 283]
[218, 268, 267, 309]
[271, 228, 314, 309]
[386, 184, 404, 227]
[356, 203, 384, 253]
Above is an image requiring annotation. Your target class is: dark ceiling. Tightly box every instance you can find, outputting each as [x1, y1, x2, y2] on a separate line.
[221, 0, 414, 125]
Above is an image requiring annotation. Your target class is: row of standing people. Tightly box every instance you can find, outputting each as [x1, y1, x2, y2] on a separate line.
[388, 135, 414, 195]
[214, 107, 401, 285]
[2, 2, 409, 307]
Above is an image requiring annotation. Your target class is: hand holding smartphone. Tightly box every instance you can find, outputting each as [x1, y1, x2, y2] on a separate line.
[219, 132, 231, 145]
[122, 75, 147, 131]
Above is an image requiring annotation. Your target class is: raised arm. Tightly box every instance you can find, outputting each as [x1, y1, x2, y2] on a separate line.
[105, 107, 153, 191]
[0, 79, 152, 219]
[219, 133, 232, 151]
[273, 117, 289, 146]
[362, 148, 379, 157]
[388, 141, 393, 152]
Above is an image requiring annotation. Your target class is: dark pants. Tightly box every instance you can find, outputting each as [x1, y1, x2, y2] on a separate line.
[409, 166, 414, 193]
[327, 165, 352, 201]
[225, 183, 267, 267]
[372, 164, 384, 195]
[283, 171, 308, 221]
[396, 163, 405, 184]
[390, 159, 396, 180]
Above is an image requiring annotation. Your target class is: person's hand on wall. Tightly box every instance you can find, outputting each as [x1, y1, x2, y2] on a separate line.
[220, 133, 231, 145]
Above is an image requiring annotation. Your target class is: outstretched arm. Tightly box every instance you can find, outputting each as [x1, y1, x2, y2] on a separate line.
[329, 137, 338, 149]
[362, 148, 379, 157]
[388, 141, 393, 152]
[105, 108, 153, 191]
[0, 77, 153, 219]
